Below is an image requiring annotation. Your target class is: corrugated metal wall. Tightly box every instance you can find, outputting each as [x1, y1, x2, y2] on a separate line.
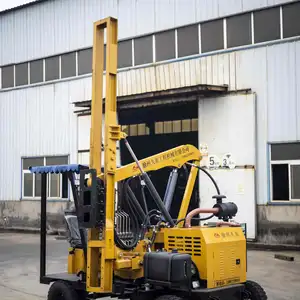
[0, 0, 295, 65]
[0, 81, 78, 200]
[1, 39, 300, 202]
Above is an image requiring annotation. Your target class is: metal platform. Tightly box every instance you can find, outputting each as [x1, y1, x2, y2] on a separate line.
[41, 273, 85, 290]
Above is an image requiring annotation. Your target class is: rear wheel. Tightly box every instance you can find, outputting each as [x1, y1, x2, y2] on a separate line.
[243, 280, 267, 300]
[47, 281, 82, 300]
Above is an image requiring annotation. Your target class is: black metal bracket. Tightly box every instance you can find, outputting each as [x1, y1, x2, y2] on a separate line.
[78, 168, 106, 229]
[40, 173, 47, 284]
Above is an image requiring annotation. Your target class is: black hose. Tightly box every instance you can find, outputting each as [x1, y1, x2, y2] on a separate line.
[127, 185, 146, 223]
[114, 178, 140, 250]
[139, 209, 161, 240]
[196, 165, 220, 195]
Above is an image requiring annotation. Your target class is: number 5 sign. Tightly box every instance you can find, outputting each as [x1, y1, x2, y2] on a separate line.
[208, 155, 220, 169]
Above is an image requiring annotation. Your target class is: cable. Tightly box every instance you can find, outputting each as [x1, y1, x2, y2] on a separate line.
[189, 164, 220, 195]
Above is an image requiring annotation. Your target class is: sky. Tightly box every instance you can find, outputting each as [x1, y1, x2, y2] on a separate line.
[0, 0, 36, 12]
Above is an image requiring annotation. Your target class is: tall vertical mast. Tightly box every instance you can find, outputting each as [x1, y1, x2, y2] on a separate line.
[87, 17, 118, 293]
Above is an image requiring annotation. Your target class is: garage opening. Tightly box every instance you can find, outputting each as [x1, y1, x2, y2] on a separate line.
[118, 101, 199, 222]
[74, 84, 229, 225]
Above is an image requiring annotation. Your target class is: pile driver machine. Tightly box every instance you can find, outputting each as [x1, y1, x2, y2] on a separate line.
[29, 17, 267, 300]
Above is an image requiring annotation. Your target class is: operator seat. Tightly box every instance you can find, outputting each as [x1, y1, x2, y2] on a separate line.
[64, 209, 87, 249]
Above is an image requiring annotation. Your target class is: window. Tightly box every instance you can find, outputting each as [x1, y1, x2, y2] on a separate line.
[155, 119, 198, 134]
[15, 63, 28, 86]
[177, 24, 199, 58]
[201, 19, 224, 53]
[270, 143, 300, 201]
[118, 40, 132, 68]
[45, 56, 59, 81]
[22, 156, 69, 199]
[1, 65, 14, 88]
[121, 124, 150, 136]
[30, 59, 43, 84]
[282, 2, 300, 39]
[254, 7, 280, 43]
[78, 48, 92, 75]
[134, 35, 153, 65]
[227, 13, 252, 48]
[61, 52, 76, 78]
[155, 30, 176, 62]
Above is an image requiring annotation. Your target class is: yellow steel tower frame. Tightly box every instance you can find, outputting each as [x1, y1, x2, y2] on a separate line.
[86, 16, 202, 294]
[88, 17, 119, 293]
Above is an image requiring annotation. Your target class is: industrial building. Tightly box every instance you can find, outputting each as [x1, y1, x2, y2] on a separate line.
[0, 0, 299, 245]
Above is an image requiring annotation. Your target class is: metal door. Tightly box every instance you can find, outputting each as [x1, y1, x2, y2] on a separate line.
[198, 93, 256, 240]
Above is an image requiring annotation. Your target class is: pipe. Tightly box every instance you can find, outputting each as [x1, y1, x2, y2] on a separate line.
[163, 170, 174, 204]
[163, 169, 178, 213]
[185, 208, 219, 228]
[216, 221, 240, 227]
[139, 177, 149, 217]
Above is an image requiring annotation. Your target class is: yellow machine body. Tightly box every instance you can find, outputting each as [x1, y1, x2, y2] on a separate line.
[67, 226, 247, 290]
[163, 226, 247, 288]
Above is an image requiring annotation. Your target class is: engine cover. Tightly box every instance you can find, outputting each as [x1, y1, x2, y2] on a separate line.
[163, 226, 247, 289]
[143, 251, 192, 290]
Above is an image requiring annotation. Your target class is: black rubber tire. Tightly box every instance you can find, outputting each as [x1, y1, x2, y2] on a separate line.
[47, 281, 79, 300]
[243, 280, 268, 300]
[155, 295, 184, 300]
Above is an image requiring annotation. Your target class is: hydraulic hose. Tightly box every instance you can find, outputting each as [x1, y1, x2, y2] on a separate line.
[127, 184, 146, 223]
[139, 209, 161, 240]
[190, 164, 221, 195]
[114, 178, 140, 250]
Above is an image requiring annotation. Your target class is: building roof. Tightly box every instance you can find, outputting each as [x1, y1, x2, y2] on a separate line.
[0, 0, 47, 16]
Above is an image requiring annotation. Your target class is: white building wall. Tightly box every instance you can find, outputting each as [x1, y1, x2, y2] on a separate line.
[0, 39, 300, 204]
[0, 81, 78, 200]
[0, 0, 297, 65]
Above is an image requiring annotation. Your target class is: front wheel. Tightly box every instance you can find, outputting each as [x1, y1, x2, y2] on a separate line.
[243, 280, 267, 300]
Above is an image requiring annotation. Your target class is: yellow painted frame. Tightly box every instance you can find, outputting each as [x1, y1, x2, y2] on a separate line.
[87, 17, 118, 293]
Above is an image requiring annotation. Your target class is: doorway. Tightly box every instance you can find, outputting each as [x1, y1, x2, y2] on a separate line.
[118, 101, 199, 222]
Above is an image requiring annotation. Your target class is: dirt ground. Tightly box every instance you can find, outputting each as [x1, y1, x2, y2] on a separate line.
[0, 233, 299, 300]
